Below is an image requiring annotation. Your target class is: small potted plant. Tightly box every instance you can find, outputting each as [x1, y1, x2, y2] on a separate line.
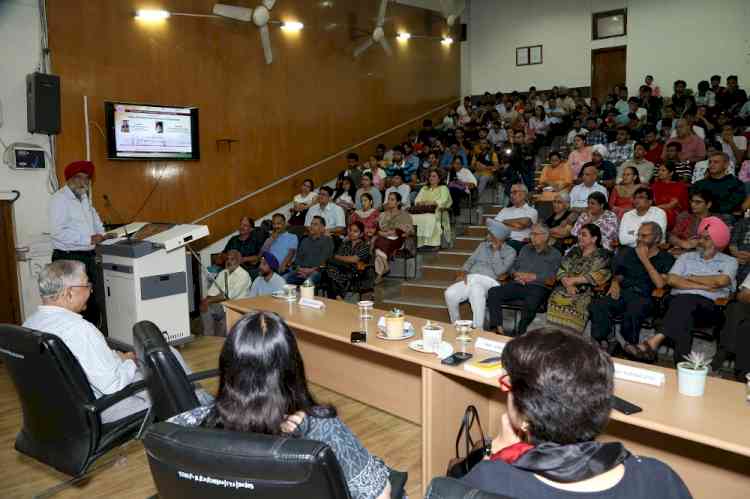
[677, 351, 711, 397]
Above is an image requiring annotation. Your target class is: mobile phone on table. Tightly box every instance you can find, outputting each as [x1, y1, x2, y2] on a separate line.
[612, 395, 643, 415]
[441, 352, 473, 366]
[350, 331, 367, 343]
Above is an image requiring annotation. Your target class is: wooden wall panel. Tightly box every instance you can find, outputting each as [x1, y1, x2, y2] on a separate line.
[46, 0, 459, 245]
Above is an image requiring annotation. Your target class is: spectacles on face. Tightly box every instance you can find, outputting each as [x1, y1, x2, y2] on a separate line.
[690, 199, 705, 205]
[70, 283, 93, 291]
[499, 374, 512, 392]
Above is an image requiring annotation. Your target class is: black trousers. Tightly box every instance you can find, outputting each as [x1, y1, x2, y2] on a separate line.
[663, 294, 724, 365]
[588, 288, 653, 345]
[51, 249, 101, 327]
[719, 301, 750, 373]
[448, 187, 467, 216]
[486, 283, 549, 335]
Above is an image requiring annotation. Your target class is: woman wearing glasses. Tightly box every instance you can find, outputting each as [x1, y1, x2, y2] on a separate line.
[461, 329, 692, 498]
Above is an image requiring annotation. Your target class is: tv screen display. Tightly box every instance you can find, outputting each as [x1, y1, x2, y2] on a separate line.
[105, 101, 200, 160]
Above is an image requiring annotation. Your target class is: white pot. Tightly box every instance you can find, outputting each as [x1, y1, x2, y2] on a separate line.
[677, 362, 709, 397]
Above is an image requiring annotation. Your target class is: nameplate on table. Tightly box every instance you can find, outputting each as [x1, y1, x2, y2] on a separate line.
[614, 362, 665, 387]
[298, 298, 326, 310]
[474, 337, 507, 355]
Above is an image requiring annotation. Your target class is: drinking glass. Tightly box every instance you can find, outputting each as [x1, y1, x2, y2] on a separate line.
[454, 320, 474, 343]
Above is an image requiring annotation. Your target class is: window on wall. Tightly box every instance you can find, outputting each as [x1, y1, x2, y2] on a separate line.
[593, 9, 627, 40]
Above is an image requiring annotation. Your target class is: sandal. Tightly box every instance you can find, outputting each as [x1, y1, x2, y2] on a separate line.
[623, 343, 657, 364]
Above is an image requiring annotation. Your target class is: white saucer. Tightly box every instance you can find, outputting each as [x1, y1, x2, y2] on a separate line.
[408, 340, 454, 359]
[376, 329, 416, 341]
[271, 291, 297, 302]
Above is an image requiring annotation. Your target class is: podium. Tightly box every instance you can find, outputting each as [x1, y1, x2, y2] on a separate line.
[98, 223, 209, 348]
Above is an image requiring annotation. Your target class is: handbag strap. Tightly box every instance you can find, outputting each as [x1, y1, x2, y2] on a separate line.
[454, 405, 487, 459]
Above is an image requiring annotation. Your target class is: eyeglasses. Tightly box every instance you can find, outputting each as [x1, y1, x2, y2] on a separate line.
[69, 283, 93, 290]
[690, 199, 705, 204]
[499, 374, 512, 392]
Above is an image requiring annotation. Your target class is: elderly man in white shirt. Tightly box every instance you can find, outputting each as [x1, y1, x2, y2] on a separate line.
[23, 260, 211, 423]
[493, 183, 538, 253]
[200, 250, 251, 336]
[570, 165, 609, 211]
[49, 160, 114, 325]
[619, 187, 667, 247]
[305, 186, 346, 236]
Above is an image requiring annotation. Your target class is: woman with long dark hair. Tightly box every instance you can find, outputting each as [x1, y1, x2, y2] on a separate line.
[321, 221, 372, 299]
[169, 311, 394, 499]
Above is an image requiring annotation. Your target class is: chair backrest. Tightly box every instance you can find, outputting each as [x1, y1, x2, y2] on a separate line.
[426, 477, 517, 499]
[144, 422, 351, 499]
[0, 324, 101, 476]
[133, 320, 200, 421]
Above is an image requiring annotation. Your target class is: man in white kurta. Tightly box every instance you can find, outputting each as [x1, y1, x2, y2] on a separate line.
[23, 260, 210, 423]
[200, 250, 251, 336]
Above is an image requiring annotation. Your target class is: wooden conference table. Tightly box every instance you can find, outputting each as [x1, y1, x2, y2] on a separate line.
[223, 297, 750, 498]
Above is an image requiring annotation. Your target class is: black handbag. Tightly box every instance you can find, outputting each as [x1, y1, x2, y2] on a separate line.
[446, 405, 492, 478]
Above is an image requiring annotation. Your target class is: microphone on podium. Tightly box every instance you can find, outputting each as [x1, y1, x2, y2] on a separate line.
[102, 194, 133, 239]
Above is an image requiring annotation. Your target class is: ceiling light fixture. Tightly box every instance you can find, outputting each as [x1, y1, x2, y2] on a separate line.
[441, 36, 453, 46]
[397, 32, 411, 41]
[281, 21, 304, 32]
[134, 9, 170, 21]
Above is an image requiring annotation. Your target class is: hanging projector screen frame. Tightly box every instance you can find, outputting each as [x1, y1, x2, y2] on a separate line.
[104, 101, 200, 161]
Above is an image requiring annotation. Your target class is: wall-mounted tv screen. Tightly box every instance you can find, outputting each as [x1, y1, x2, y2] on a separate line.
[104, 101, 200, 160]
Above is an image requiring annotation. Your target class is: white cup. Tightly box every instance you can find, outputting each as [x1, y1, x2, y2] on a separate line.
[300, 284, 315, 300]
[422, 324, 444, 353]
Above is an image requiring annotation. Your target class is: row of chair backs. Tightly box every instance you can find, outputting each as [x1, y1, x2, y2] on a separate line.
[0, 324, 101, 476]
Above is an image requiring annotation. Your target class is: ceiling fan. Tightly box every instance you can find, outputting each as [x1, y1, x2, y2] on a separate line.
[439, 0, 466, 28]
[353, 0, 392, 58]
[213, 1, 277, 64]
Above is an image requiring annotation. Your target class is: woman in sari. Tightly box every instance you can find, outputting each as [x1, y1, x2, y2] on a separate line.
[538, 151, 574, 192]
[570, 192, 619, 251]
[412, 169, 452, 249]
[320, 222, 371, 300]
[350, 193, 379, 240]
[546, 224, 612, 333]
[373, 192, 414, 283]
[609, 166, 643, 219]
[652, 162, 689, 230]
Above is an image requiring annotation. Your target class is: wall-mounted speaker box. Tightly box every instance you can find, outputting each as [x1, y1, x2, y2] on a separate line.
[27, 72, 61, 135]
[460, 23, 467, 42]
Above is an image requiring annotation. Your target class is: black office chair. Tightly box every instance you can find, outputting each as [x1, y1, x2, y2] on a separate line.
[144, 421, 353, 499]
[425, 477, 516, 499]
[132, 320, 218, 422]
[0, 324, 148, 489]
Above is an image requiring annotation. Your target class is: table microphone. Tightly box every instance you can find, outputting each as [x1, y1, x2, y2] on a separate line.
[102, 194, 132, 238]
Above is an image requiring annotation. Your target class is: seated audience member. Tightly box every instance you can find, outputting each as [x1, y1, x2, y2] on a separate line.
[201, 250, 251, 337]
[695, 80, 716, 108]
[461, 329, 691, 499]
[444, 220, 516, 329]
[571, 192, 619, 251]
[538, 151, 573, 192]
[568, 134, 593, 177]
[355, 173, 383, 210]
[670, 190, 714, 255]
[629, 217, 736, 365]
[305, 186, 347, 236]
[606, 127, 635, 167]
[472, 138, 500, 193]
[283, 216, 333, 286]
[261, 213, 298, 274]
[440, 141, 468, 169]
[413, 169, 452, 249]
[333, 177, 357, 212]
[590, 223, 674, 351]
[447, 157, 478, 217]
[363, 155, 387, 190]
[585, 117, 608, 146]
[652, 162, 689, 229]
[221, 216, 267, 274]
[384, 171, 411, 208]
[691, 141, 725, 184]
[579, 145, 617, 189]
[739, 149, 750, 189]
[290, 179, 318, 226]
[546, 191, 576, 252]
[373, 192, 414, 283]
[642, 127, 664, 165]
[665, 119, 706, 164]
[718, 124, 747, 168]
[248, 253, 286, 297]
[668, 113, 705, 140]
[24, 261, 210, 423]
[351, 192, 379, 240]
[169, 311, 395, 499]
[402, 142, 421, 181]
[729, 214, 750, 284]
[565, 117, 588, 145]
[486, 224, 562, 336]
[693, 105, 714, 137]
[619, 142, 655, 183]
[385, 146, 414, 184]
[547, 224, 612, 333]
[570, 165, 609, 211]
[321, 222, 371, 299]
[337, 152, 362, 191]
[609, 166, 643, 219]
[713, 274, 750, 380]
[529, 105, 551, 141]
[691, 152, 746, 217]
[718, 75, 748, 114]
[488, 121, 508, 147]
[663, 142, 693, 183]
[619, 188, 667, 247]
[493, 183, 538, 253]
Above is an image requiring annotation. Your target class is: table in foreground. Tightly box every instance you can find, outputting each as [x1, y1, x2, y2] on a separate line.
[224, 297, 750, 499]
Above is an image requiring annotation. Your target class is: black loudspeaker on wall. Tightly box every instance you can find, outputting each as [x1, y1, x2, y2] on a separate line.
[459, 23, 468, 42]
[27, 72, 61, 135]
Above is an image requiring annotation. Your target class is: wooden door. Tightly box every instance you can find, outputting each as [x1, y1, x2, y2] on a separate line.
[591, 46, 626, 102]
[0, 200, 22, 324]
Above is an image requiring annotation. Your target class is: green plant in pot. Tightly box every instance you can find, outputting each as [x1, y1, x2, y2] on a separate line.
[677, 351, 712, 397]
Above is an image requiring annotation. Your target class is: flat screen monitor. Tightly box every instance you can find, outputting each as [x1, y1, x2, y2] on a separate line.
[104, 101, 200, 160]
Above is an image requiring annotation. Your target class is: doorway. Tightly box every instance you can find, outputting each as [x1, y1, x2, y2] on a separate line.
[0, 200, 22, 324]
[591, 46, 626, 103]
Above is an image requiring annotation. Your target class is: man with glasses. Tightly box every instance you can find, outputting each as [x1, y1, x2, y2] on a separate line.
[486, 223, 562, 336]
[493, 183, 538, 253]
[589, 222, 674, 352]
[23, 260, 211, 422]
[619, 188, 667, 247]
